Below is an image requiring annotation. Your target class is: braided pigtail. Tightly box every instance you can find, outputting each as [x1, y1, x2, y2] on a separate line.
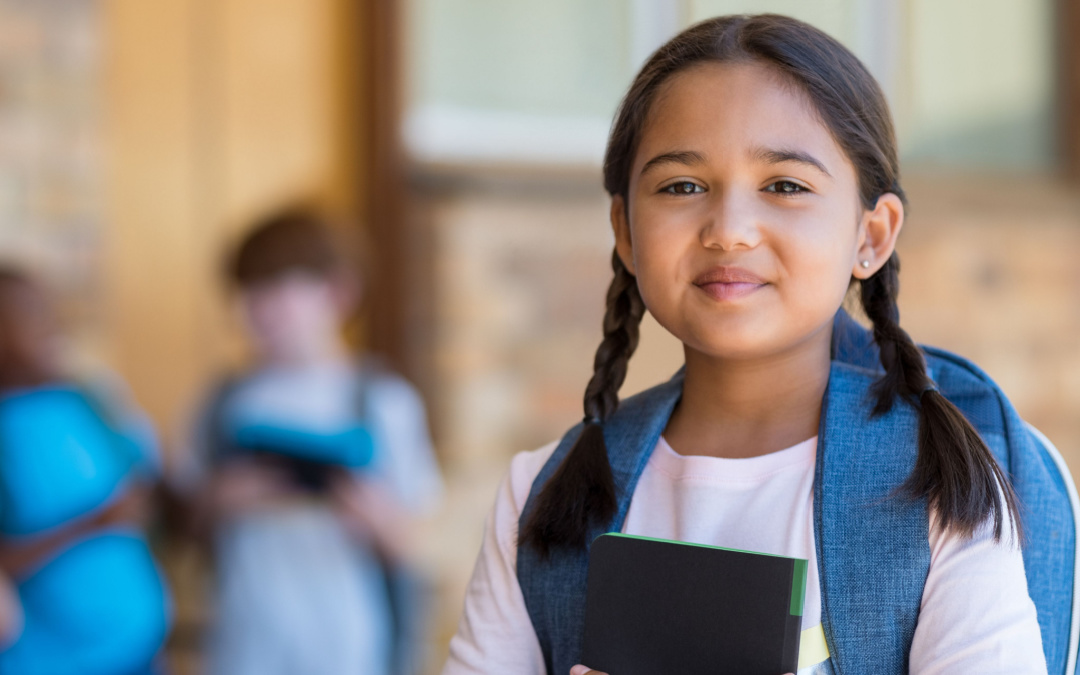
[861, 253, 1020, 541]
[519, 251, 646, 556]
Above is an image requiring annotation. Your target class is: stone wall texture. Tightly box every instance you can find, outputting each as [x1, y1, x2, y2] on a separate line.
[0, 0, 102, 329]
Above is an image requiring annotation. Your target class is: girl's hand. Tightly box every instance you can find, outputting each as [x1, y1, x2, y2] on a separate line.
[210, 458, 294, 516]
[0, 571, 21, 647]
[570, 667, 794, 675]
[93, 484, 152, 529]
[0, 483, 155, 579]
[330, 473, 414, 562]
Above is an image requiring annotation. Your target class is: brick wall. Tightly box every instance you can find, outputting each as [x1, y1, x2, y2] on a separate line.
[0, 0, 102, 340]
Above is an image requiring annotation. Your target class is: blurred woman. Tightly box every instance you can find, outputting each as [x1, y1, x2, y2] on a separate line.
[0, 267, 171, 674]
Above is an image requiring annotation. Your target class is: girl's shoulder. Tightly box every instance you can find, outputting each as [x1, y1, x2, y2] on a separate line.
[505, 441, 560, 516]
[833, 310, 1015, 427]
[920, 345, 1017, 431]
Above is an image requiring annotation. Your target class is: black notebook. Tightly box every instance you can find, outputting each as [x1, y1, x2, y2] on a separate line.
[582, 533, 807, 675]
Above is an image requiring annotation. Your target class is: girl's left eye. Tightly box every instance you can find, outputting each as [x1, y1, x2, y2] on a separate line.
[764, 180, 808, 195]
[663, 181, 704, 195]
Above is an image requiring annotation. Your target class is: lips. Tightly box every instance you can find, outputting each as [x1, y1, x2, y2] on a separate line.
[693, 266, 767, 301]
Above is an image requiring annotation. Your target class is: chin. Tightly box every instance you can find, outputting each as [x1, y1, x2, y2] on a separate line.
[676, 317, 803, 362]
[697, 340, 784, 362]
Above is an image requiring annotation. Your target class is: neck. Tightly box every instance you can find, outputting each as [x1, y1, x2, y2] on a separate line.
[264, 333, 352, 369]
[664, 323, 832, 459]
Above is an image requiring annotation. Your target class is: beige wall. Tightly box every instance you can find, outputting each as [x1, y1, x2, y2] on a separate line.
[102, 0, 363, 449]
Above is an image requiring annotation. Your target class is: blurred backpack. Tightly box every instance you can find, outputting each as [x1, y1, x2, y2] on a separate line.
[832, 309, 1080, 674]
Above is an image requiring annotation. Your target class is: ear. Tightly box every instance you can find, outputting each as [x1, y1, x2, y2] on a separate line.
[610, 195, 636, 275]
[852, 192, 904, 279]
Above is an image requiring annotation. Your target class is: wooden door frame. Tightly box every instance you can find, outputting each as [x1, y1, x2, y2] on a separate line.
[1059, 0, 1080, 176]
[354, 0, 427, 382]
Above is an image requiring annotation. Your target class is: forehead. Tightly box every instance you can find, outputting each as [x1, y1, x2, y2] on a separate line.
[635, 61, 851, 175]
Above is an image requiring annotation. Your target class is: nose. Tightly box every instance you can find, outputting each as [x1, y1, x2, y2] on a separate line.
[699, 189, 763, 251]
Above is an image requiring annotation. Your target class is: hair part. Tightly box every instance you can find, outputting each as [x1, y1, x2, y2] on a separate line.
[520, 13, 1019, 554]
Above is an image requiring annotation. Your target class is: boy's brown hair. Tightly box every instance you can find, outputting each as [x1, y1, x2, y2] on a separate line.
[226, 206, 346, 288]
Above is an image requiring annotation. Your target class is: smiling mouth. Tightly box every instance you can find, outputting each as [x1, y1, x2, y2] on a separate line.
[696, 281, 765, 301]
[693, 266, 767, 301]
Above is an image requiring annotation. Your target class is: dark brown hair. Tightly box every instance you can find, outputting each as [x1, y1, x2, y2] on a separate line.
[0, 267, 59, 391]
[226, 206, 345, 288]
[520, 14, 1019, 556]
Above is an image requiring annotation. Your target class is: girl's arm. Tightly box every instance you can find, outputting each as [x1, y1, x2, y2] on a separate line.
[910, 509, 1046, 674]
[331, 472, 415, 563]
[333, 375, 443, 563]
[0, 570, 22, 648]
[201, 457, 295, 521]
[441, 444, 554, 675]
[0, 484, 151, 578]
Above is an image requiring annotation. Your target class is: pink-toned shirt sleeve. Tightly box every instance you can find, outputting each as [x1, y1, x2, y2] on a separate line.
[441, 444, 555, 675]
[910, 511, 1046, 674]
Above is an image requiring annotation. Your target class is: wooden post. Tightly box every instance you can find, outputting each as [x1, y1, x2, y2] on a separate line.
[1058, 0, 1080, 177]
[354, 0, 425, 380]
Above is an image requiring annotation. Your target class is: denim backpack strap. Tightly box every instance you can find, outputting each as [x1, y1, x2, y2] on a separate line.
[816, 362, 930, 674]
[203, 374, 245, 465]
[517, 373, 684, 674]
[835, 310, 1077, 672]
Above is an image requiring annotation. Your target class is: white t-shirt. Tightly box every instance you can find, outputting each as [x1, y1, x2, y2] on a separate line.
[443, 435, 1047, 675]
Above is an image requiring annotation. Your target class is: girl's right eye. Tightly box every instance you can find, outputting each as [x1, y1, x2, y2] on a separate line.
[662, 181, 704, 195]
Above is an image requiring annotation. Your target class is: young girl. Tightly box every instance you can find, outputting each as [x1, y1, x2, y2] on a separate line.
[443, 14, 1048, 675]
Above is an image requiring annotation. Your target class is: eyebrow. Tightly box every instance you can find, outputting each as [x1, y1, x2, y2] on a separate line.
[639, 150, 706, 175]
[752, 146, 831, 177]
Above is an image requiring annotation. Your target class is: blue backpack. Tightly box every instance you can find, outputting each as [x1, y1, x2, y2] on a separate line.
[516, 310, 1080, 674]
[0, 385, 171, 675]
[831, 310, 1080, 673]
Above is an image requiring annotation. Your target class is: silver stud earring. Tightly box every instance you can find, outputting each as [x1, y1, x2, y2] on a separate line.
[860, 260, 871, 269]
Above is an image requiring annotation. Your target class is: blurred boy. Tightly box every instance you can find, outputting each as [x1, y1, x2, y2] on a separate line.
[185, 208, 442, 675]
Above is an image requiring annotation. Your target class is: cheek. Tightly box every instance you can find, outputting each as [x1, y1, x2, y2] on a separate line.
[278, 286, 340, 332]
[241, 294, 296, 342]
[627, 204, 696, 286]
[773, 216, 857, 312]
[629, 231, 689, 318]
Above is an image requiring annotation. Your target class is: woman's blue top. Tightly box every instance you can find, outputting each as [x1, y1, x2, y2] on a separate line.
[0, 385, 171, 675]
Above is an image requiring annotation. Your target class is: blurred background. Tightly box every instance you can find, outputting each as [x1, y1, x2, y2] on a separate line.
[2, 0, 1079, 671]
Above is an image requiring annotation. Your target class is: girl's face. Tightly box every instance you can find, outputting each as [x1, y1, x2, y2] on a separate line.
[613, 61, 902, 363]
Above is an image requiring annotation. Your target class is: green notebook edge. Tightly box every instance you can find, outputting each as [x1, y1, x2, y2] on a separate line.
[790, 558, 807, 616]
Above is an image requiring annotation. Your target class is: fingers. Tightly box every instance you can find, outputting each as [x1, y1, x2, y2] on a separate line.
[211, 459, 294, 514]
[96, 485, 152, 528]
